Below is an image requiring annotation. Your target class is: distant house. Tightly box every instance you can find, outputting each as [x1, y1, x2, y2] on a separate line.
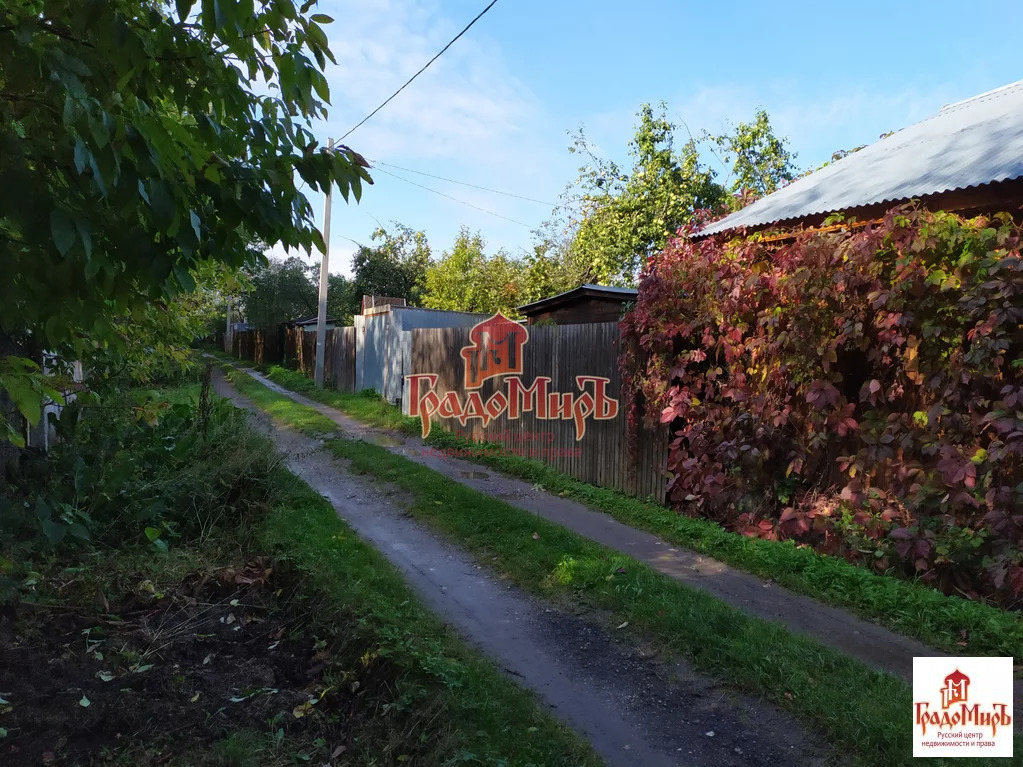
[698, 79, 1023, 239]
[286, 315, 339, 332]
[517, 284, 638, 326]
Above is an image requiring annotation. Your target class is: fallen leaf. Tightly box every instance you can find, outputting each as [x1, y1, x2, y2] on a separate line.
[96, 671, 114, 683]
[190, 692, 200, 703]
[79, 695, 91, 708]
[616, 621, 629, 630]
[531, 532, 540, 540]
[705, 730, 715, 737]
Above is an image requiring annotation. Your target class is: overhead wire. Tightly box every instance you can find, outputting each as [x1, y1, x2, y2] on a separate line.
[337, 0, 501, 142]
[369, 159, 555, 206]
[371, 166, 534, 228]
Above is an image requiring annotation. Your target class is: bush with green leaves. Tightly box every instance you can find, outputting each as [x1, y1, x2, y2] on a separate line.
[1, 384, 275, 551]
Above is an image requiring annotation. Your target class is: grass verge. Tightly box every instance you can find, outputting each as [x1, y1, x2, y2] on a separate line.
[216, 356, 1023, 660]
[224, 365, 1023, 767]
[245, 360, 421, 434]
[424, 432, 1023, 659]
[258, 468, 601, 767]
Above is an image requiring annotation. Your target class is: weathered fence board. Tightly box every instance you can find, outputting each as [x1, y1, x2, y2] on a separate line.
[407, 323, 667, 502]
[229, 326, 357, 394]
[230, 327, 281, 365]
[325, 327, 357, 392]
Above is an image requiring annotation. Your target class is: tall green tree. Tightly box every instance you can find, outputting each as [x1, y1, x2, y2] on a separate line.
[344, 223, 430, 315]
[711, 108, 797, 202]
[558, 103, 798, 286]
[242, 256, 318, 329]
[326, 273, 354, 325]
[564, 104, 724, 286]
[0, 0, 371, 441]
[520, 237, 583, 304]
[423, 228, 525, 315]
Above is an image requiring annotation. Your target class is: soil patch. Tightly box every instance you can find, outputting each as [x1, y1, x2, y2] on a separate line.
[0, 557, 401, 766]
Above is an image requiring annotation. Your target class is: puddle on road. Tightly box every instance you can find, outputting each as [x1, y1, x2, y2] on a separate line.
[365, 434, 403, 447]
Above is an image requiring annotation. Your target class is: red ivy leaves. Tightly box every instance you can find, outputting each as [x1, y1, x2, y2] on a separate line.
[620, 205, 1023, 606]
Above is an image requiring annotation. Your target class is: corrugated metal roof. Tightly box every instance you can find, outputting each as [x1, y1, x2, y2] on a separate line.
[698, 79, 1023, 237]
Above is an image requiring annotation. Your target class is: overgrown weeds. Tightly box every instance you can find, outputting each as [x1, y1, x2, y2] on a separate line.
[1, 378, 276, 561]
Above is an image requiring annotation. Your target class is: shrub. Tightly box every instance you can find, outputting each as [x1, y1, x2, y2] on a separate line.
[0, 385, 276, 551]
[621, 205, 1023, 606]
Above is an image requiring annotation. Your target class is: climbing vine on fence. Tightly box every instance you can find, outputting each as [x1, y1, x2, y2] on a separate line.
[621, 205, 1023, 605]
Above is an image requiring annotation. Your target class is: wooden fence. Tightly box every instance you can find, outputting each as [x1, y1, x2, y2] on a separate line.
[408, 323, 667, 502]
[230, 326, 357, 393]
[231, 327, 281, 365]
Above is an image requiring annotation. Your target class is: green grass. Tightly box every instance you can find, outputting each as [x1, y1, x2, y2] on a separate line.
[424, 433, 1023, 660]
[217, 356, 1023, 660]
[14, 374, 597, 767]
[222, 366, 983, 767]
[256, 361, 422, 434]
[257, 467, 601, 767]
[201, 369, 601, 764]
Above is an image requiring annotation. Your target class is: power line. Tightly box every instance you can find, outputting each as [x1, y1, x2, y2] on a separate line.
[337, 0, 500, 142]
[372, 166, 533, 228]
[370, 159, 555, 206]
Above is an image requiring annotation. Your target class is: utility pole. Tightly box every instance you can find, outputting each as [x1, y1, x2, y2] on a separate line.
[314, 138, 334, 388]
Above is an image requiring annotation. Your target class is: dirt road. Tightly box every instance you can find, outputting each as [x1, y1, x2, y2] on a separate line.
[233, 365, 951, 682]
[214, 370, 837, 767]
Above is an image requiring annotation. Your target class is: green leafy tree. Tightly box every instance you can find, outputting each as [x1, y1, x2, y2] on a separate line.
[711, 108, 797, 202]
[243, 256, 318, 329]
[423, 228, 525, 315]
[326, 273, 354, 325]
[564, 104, 725, 286]
[0, 0, 371, 441]
[520, 237, 584, 304]
[345, 223, 430, 315]
[559, 103, 798, 286]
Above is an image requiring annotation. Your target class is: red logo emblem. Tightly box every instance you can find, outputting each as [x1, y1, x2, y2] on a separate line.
[941, 669, 970, 709]
[460, 313, 529, 389]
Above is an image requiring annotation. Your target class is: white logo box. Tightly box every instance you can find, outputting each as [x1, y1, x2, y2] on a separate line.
[913, 656, 1013, 758]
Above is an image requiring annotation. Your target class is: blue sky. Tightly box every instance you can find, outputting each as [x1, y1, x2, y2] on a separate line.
[276, 0, 1022, 276]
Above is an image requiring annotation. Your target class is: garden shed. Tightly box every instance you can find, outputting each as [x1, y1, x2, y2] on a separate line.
[355, 303, 488, 405]
[517, 284, 638, 325]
